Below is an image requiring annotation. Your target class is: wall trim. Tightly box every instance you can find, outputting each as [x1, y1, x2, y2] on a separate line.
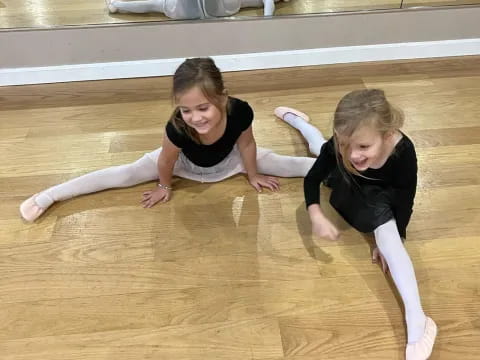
[1, 38, 479, 86]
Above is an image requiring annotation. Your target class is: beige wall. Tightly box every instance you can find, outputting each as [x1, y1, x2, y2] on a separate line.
[1, 6, 479, 68]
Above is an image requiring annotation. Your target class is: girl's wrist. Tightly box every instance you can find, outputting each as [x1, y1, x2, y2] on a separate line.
[308, 204, 324, 218]
[158, 183, 172, 191]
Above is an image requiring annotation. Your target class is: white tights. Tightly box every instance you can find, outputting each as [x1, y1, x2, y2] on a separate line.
[35, 155, 159, 209]
[282, 113, 326, 156]
[34, 147, 315, 209]
[111, 0, 167, 13]
[374, 219, 426, 344]
[109, 0, 281, 18]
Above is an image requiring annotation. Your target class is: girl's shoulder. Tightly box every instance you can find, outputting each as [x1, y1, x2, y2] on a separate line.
[323, 136, 337, 155]
[228, 97, 253, 115]
[393, 132, 417, 159]
[385, 132, 417, 175]
[165, 118, 189, 148]
[227, 97, 254, 130]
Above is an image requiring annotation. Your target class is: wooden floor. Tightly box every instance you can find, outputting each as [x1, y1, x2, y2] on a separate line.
[1, 57, 479, 359]
[2, 0, 479, 29]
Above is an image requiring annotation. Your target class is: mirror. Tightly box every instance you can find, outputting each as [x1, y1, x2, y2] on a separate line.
[402, 0, 480, 6]
[0, 0, 478, 30]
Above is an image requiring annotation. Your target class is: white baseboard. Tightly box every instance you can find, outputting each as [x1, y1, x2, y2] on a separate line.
[1, 38, 479, 86]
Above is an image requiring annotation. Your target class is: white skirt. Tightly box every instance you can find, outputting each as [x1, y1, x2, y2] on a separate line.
[146, 145, 273, 183]
[164, 0, 242, 19]
[201, 0, 241, 17]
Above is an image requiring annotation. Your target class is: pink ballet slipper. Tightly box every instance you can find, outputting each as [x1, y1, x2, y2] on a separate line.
[274, 106, 310, 122]
[406, 317, 437, 360]
[20, 194, 46, 222]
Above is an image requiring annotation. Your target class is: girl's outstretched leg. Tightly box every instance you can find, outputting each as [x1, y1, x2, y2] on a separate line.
[256, 149, 315, 178]
[20, 154, 159, 222]
[263, 0, 275, 15]
[274, 107, 326, 156]
[239, 0, 275, 15]
[107, 0, 166, 14]
[374, 219, 437, 359]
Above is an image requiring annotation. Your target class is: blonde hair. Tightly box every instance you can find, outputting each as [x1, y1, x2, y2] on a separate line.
[333, 89, 404, 176]
[168, 57, 228, 143]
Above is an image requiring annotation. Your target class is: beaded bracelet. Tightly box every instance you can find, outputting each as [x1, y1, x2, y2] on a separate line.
[158, 183, 172, 191]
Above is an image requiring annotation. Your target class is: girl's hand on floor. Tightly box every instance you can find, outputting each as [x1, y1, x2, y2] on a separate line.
[248, 174, 280, 192]
[141, 187, 171, 208]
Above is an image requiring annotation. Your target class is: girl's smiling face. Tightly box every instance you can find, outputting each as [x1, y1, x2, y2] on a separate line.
[336, 125, 390, 171]
[176, 86, 225, 135]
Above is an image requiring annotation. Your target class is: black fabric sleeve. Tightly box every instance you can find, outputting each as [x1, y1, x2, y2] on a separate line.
[165, 121, 186, 149]
[232, 98, 254, 132]
[391, 141, 418, 239]
[304, 138, 337, 208]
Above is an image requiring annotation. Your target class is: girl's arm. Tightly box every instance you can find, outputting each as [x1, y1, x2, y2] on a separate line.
[236, 126, 257, 179]
[391, 141, 418, 239]
[237, 125, 279, 192]
[142, 134, 181, 208]
[157, 134, 181, 187]
[304, 139, 336, 209]
[304, 140, 339, 240]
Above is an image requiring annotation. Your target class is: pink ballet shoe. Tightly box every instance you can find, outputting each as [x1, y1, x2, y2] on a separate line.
[406, 317, 437, 360]
[20, 194, 46, 222]
[274, 106, 310, 122]
[105, 0, 118, 13]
